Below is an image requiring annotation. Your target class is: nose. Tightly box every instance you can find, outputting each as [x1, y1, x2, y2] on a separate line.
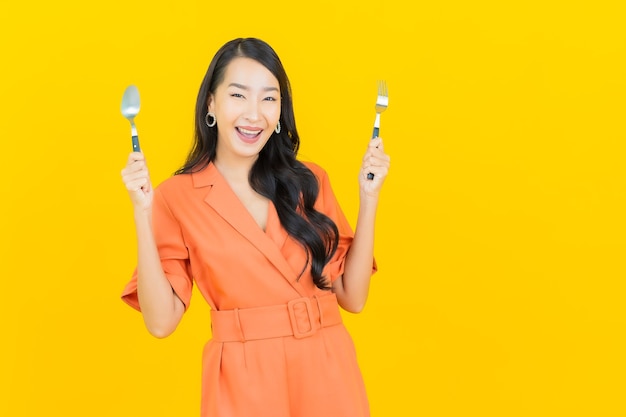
[244, 99, 260, 122]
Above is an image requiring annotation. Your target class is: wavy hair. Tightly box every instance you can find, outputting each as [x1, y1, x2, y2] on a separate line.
[175, 38, 338, 290]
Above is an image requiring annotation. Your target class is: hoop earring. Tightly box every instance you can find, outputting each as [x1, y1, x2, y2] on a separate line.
[275, 120, 281, 134]
[205, 112, 217, 128]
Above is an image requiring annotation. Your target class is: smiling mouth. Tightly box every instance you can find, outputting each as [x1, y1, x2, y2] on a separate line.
[237, 127, 262, 139]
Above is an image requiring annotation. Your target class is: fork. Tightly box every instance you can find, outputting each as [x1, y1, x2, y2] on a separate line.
[368, 80, 388, 179]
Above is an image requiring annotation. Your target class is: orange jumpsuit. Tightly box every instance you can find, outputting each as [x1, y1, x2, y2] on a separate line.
[122, 161, 375, 417]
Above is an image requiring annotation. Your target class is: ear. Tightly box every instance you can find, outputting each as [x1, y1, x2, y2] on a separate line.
[207, 94, 215, 113]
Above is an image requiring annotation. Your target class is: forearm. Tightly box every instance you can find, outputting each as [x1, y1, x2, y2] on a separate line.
[334, 195, 379, 313]
[134, 211, 185, 338]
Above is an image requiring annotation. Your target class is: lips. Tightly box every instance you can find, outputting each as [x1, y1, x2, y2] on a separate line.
[236, 127, 263, 143]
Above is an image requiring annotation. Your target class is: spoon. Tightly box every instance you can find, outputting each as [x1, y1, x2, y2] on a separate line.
[120, 85, 141, 152]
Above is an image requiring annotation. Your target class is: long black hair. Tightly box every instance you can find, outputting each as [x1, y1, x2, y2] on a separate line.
[175, 38, 338, 290]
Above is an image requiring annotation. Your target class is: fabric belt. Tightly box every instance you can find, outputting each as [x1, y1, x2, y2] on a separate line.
[210, 293, 343, 342]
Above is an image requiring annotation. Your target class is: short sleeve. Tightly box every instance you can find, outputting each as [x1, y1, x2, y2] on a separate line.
[121, 186, 193, 312]
[312, 165, 378, 283]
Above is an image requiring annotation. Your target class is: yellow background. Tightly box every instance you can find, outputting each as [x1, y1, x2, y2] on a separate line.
[1, 1, 625, 416]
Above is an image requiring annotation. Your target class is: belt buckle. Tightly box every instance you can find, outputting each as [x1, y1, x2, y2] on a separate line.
[287, 297, 316, 339]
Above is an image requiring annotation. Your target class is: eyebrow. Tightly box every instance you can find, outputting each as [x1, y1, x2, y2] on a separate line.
[228, 83, 279, 93]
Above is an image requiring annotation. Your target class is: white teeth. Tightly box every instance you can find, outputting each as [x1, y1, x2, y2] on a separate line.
[238, 127, 261, 135]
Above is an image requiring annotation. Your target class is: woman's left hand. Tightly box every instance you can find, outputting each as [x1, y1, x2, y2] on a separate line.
[359, 137, 390, 197]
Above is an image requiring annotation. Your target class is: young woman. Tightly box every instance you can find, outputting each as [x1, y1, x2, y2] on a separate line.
[121, 37, 390, 417]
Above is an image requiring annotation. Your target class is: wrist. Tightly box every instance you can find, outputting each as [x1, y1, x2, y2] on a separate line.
[133, 208, 153, 226]
[359, 192, 380, 208]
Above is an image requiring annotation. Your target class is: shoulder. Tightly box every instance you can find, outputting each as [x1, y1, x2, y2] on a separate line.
[299, 160, 339, 206]
[300, 160, 329, 182]
[154, 173, 194, 197]
[150, 175, 192, 215]
[155, 162, 217, 197]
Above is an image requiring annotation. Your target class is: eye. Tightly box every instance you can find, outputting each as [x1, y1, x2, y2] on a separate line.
[230, 93, 244, 98]
[264, 96, 277, 101]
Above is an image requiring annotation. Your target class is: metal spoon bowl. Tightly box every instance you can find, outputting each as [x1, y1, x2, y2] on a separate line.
[120, 85, 141, 152]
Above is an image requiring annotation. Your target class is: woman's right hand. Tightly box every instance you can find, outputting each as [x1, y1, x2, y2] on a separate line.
[121, 152, 153, 214]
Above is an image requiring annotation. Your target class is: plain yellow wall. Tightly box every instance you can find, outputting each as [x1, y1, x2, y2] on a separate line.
[2, 0, 626, 416]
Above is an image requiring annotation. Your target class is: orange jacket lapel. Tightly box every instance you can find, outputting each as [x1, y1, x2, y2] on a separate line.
[192, 164, 308, 297]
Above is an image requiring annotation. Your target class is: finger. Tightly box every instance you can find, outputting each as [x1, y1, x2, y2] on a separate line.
[124, 178, 150, 193]
[366, 146, 391, 165]
[123, 176, 149, 193]
[121, 158, 147, 177]
[362, 160, 389, 177]
[362, 157, 390, 181]
[122, 167, 149, 181]
[127, 151, 145, 163]
[363, 164, 389, 181]
[363, 151, 390, 169]
[369, 137, 383, 150]
[122, 166, 149, 185]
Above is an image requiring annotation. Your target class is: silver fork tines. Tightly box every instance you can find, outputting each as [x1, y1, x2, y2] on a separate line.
[372, 80, 388, 138]
[368, 80, 388, 180]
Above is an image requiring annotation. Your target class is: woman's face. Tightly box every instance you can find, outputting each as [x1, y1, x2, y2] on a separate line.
[208, 57, 281, 163]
